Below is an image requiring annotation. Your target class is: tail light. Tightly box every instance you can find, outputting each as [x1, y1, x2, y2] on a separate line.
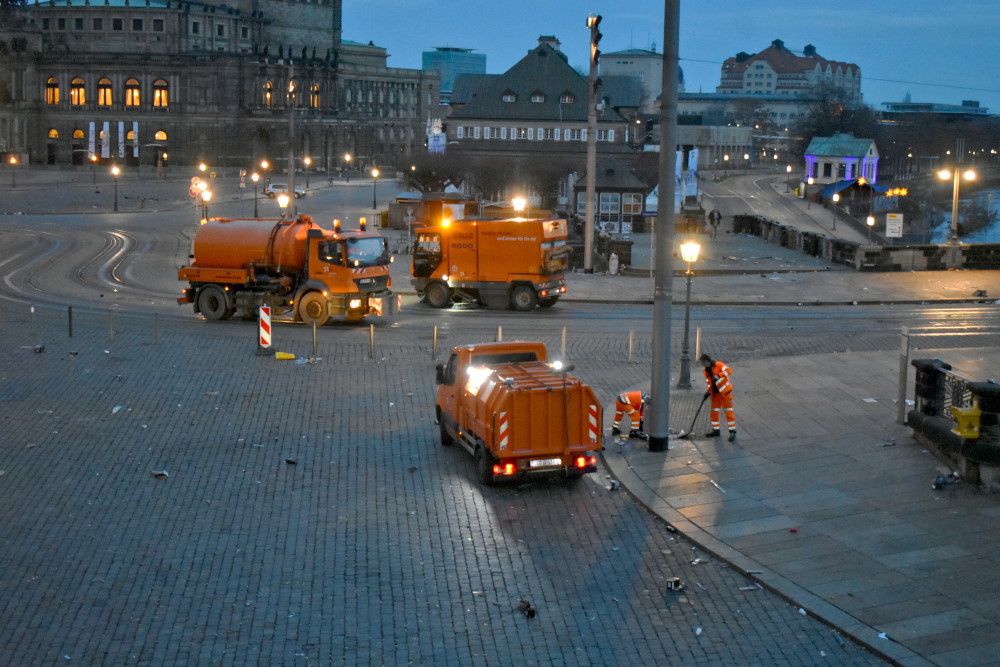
[493, 462, 517, 476]
[574, 455, 597, 470]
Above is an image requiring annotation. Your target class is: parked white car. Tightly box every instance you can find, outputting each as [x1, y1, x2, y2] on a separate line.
[264, 183, 305, 198]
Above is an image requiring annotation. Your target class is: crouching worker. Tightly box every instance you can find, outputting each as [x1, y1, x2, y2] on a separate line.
[700, 353, 737, 441]
[612, 391, 649, 439]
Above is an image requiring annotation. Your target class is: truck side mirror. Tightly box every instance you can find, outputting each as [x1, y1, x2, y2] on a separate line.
[435, 363, 445, 385]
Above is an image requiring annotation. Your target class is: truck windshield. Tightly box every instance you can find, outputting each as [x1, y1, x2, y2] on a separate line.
[413, 233, 442, 278]
[345, 237, 389, 268]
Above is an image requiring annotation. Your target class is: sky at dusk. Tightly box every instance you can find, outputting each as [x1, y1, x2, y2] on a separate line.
[344, 0, 1000, 115]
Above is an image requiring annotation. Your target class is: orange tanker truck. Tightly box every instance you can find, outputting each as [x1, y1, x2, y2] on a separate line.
[178, 215, 397, 325]
[411, 217, 570, 310]
[435, 340, 601, 485]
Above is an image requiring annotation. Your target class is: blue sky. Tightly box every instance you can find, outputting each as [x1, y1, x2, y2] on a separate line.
[344, 0, 1000, 114]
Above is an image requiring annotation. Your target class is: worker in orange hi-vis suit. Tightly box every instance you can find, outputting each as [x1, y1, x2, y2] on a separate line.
[700, 353, 737, 441]
[612, 391, 648, 438]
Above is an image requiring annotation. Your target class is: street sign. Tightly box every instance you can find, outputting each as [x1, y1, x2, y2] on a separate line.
[886, 213, 903, 238]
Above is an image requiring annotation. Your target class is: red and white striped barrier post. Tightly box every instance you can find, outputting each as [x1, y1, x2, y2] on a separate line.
[256, 306, 271, 355]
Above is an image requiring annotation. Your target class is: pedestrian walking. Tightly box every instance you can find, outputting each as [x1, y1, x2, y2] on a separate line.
[708, 208, 722, 240]
[700, 354, 736, 441]
[611, 391, 648, 438]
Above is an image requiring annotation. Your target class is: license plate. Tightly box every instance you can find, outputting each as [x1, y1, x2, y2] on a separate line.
[529, 458, 561, 468]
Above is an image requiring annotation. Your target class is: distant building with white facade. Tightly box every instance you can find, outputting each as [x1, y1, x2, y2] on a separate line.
[601, 47, 683, 113]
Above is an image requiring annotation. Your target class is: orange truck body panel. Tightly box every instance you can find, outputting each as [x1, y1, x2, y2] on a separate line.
[436, 341, 602, 483]
[411, 217, 569, 309]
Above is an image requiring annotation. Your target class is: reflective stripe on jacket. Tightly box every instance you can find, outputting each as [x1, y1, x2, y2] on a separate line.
[704, 361, 733, 395]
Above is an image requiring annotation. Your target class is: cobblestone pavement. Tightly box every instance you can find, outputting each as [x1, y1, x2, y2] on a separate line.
[0, 306, 886, 666]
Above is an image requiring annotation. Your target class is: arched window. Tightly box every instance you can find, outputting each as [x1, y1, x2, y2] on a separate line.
[70, 77, 86, 105]
[262, 81, 273, 107]
[154, 130, 167, 141]
[152, 79, 169, 107]
[126, 130, 136, 141]
[309, 83, 320, 109]
[48, 128, 59, 139]
[125, 78, 140, 107]
[46, 77, 60, 105]
[97, 77, 112, 106]
[73, 129, 85, 140]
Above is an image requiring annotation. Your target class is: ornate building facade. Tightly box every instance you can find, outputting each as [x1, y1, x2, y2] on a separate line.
[0, 0, 437, 172]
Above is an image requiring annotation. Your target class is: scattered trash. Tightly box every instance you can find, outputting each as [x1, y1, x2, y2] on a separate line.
[973, 289, 987, 297]
[515, 598, 536, 619]
[789, 528, 798, 533]
[932, 471, 960, 490]
[275, 351, 295, 360]
[665, 577, 685, 591]
[605, 476, 620, 491]
[878, 438, 897, 447]
[695, 582, 706, 591]
[798, 608, 807, 616]
[739, 583, 763, 591]
[666, 525, 678, 533]
[878, 632, 889, 640]
[285, 458, 297, 465]
[708, 479, 726, 493]
[151, 470, 169, 478]
[862, 398, 878, 403]
[695, 627, 702, 636]
[691, 558, 706, 565]
[407, 466, 417, 473]
[833, 631, 846, 646]
[33, 344, 45, 353]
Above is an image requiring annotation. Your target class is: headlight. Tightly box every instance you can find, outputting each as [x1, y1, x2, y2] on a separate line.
[349, 299, 362, 309]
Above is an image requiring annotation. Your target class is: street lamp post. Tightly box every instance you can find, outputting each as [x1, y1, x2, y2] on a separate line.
[111, 165, 121, 211]
[676, 240, 701, 388]
[8, 155, 17, 189]
[723, 153, 729, 177]
[277, 192, 290, 219]
[866, 215, 876, 244]
[939, 166, 976, 245]
[371, 167, 380, 210]
[201, 189, 212, 221]
[806, 177, 814, 209]
[831, 192, 840, 230]
[344, 153, 352, 182]
[303, 156, 311, 189]
[90, 154, 98, 185]
[785, 165, 792, 193]
[251, 172, 260, 217]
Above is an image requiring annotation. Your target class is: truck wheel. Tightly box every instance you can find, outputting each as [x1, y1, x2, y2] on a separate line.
[538, 296, 559, 308]
[197, 285, 232, 321]
[475, 446, 495, 485]
[425, 282, 452, 309]
[297, 292, 330, 326]
[510, 285, 538, 311]
[439, 422, 454, 447]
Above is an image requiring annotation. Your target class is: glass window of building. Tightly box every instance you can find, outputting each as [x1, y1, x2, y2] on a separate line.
[309, 84, 320, 109]
[73, 129, 85, 140]
[97, 78, 113, 106]
[112, 18, 123, 31]
[154, 130, 167, 141]
[74, 18, 84, 30]
[125, 79, 141, 107]
[46, 77, 60, 105]
[133, 19, 143, 31]
[153, 19, 164, 32]
[262, 81, 273, 107]
[152, 79, 169, 107]
[70, 78, 86, 106]
[93, 18, 102, 30]
[48, 128, 59, 139]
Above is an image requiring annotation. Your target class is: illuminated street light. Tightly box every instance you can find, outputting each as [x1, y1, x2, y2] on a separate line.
[277, 192, 290, 219]
[806, 177, 815, 209]
[831, 192, 840, 230]
[866, 215, 876, 244]
[512, 196, 527, 213]
[723, 153, 729, 176]
[938, 166, 977, 245]
[251, 172, 260, 217]
[677, 240, 701, 388]
[8, 155, 17, 189]
[90, 153, 99, 185]
[111, 164, 121, 212]
[785, 165, 792, 192]
[199, 162, 207, 174]
[303, 156, 311, 189]
[344, 153, 352, 182]
[201, 188, 213, 222]
[371, 167, 380, 210]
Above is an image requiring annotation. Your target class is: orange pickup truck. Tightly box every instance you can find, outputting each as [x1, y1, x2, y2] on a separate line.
[435, 341, 601, 484]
